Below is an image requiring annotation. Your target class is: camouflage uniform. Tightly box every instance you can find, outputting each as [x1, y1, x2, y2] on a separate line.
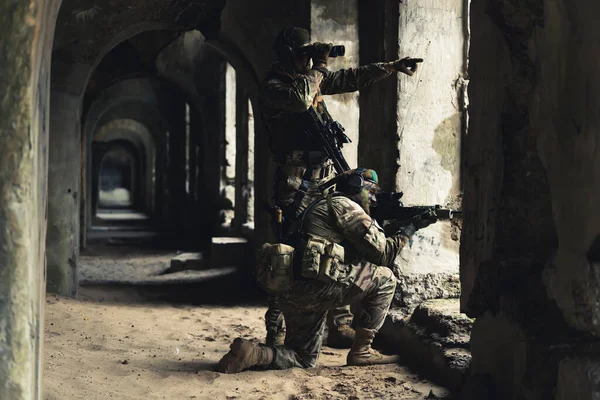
[260, 61, 399, 340]
[269, 194, 409, 369]
[260, 61, 398, 214]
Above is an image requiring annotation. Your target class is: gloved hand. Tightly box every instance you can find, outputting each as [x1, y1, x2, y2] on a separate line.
[393, 57, 423, 76]
[311, 42, 333, 68]
[414, 214, 437, 230]
[396, 223, 416, 239]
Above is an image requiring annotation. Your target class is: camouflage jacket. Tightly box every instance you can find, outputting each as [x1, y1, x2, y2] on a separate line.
[303, 194, 409, 268]
[259, 62, 397, 165]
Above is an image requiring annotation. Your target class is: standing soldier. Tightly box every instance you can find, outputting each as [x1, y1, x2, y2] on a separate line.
[217, 168, 437, 372]
[258, 26, 423, 349]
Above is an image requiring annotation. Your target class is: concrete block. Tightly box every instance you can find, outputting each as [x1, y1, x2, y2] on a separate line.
[378, 299, 472, 391]
[211, 237, 249, 267]
[394, 271, 461, 312]
[169, 252, 208, 272]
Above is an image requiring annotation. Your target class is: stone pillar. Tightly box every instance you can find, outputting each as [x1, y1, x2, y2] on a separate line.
[247, 99, 256, 224]
[0, 1, 59, 398]
[358, 0, 399, 191]
[393, 0, 467, 285]
[47, 91, 81, 296]
[311, 0, 360, 167]
[235, 80, 250, 230]
[167, 96, 187, 235]
[221, 62, 237, 229]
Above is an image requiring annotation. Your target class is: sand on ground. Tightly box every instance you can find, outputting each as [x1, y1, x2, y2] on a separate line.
[44, 245, 451, 399]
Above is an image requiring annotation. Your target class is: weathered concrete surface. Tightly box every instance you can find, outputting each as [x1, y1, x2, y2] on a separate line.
[379, 300, 472, 392]
[393, 0, 467, 284]
[52, 0, 224, 67]
[0, 1, 60, 398]
[394, 272, 461, 313]
[47, 91, 81, 297]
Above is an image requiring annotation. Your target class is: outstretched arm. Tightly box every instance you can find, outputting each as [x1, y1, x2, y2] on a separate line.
[318, 63, 397, 95]
[311, 42, 423, 95]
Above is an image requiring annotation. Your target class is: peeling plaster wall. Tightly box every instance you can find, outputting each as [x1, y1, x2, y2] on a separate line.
[393, 0, 467, 279]
[311, 0, 360, 168]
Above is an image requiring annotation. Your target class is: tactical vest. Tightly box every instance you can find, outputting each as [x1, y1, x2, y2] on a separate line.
[256, 193, 350, 294]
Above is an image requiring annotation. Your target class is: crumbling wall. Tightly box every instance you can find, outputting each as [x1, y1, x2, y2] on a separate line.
[462, 0, 600, 398]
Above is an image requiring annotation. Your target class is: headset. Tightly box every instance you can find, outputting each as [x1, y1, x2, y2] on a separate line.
[276, 26, 311, 61]
[337, 168, 367, 195]
[273, 26, 296, 61]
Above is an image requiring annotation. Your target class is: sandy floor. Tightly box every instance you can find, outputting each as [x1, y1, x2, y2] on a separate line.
[43, 246, 451, 399]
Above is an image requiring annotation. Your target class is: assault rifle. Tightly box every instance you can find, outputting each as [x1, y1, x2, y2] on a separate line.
[301, 106, 352, 174]
[371, 191, 462, 234]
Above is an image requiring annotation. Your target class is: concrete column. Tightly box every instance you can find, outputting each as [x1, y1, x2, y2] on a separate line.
[189, 107, 202, 202]
[247, 99, 256, 224]
[311, 0, 360, 168]
[221, 62, 237, 229]
[393, 0, 467, 278]
[167, 97, 187, 235]
[90, 143, 111, 220]
[47, 91, 80, 297]
[358, 0, 399, 191]
[0, 1, 59, 398]
[235, 81, 250, 230]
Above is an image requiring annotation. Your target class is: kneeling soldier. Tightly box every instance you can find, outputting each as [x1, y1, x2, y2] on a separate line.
[217, 168, 435, 372]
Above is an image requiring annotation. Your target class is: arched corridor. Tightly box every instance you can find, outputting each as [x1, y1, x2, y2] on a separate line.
[3, 0, 600, 399]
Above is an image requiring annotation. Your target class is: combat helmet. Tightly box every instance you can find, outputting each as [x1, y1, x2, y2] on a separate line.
[273, 26, 312, 60]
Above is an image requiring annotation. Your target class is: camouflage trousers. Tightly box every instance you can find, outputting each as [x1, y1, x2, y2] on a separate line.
[267, 264, 396, 369]
[265, 299, 353, 340]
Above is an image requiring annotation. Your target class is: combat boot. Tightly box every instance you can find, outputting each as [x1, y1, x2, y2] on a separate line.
[217, 338, 274, 374]
[347, 328, 399, 366]
[266, 329, 286, 346]
[326, 324, 355, 348]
